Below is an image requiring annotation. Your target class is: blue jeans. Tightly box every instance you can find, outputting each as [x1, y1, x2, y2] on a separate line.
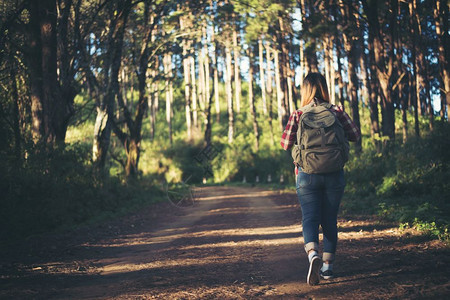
[296, 169, 345, 258]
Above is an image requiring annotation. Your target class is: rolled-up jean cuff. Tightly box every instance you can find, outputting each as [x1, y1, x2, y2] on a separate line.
[323, 252, 335, 262]
[304, 242, 319, 253]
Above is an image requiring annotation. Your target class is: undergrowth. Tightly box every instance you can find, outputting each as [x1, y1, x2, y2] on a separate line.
[343, 122, 450, 241]
[0, 143, 165, 242]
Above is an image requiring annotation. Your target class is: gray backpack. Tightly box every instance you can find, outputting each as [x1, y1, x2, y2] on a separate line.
[291, 102, 349, 174]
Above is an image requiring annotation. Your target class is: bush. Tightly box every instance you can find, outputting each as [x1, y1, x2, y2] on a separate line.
[0, 143, 164, 242]
[342, 122, 450, 240]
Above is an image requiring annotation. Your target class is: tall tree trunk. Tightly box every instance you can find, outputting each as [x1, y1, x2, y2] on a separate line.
[198, 51, 206, 113]
[329, 37, 336, 105]
[225, 34, 234, 143]
[203, 24, 210, 123]
[258, 38, 267, 115]
[265, 42, 273, 98]
[278, 16, 293, 115]
[248, 47, 259, 150]
[300, 0, 319, 73]
[181, 15, 192, 139]
[29, 0, 59, 145]
[57, 0, 77, 144]
[147, 76, 155, 140]
[412, 0, 429, 123]
[393, 3, 407, 144]
[164, 53, 173, 145]
[204, 81, 213, 146]
[323, 37, 331, 100]
[299, 38, 305, 88]
[434, 0, 449, 122]
[401, 78, 408, 144]
[150, 57, 159, 139]
[148, 20, 158, 141]
[265, 42, 275, 145]
[363, 1, 381, 141]
[190, 49, 198, 129]
[92, 0, 131, 172]
[340, 0, 362, 152]
[274, 47, 284, 130]
[364, 0, 396, 140]
[211, 26, 220, 123]
[355, 6, 370, 108]
[335, 35, 346, 109]
[408, 1, 421, 137]
[233, 23, 241, 114]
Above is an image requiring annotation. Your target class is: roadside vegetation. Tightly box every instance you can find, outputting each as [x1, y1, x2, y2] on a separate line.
[1, 0, 448, 243]
[1, 100, 448, 242]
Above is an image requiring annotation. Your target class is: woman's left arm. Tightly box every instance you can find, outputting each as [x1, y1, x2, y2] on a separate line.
[333, 106, 361, 142]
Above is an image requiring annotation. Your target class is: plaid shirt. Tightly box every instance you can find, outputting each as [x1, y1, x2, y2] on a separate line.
[280, 104, 361, 151]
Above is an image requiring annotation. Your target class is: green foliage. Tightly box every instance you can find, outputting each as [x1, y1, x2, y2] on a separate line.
[0, 143, 164, 242]
[343, 121, 450, 241]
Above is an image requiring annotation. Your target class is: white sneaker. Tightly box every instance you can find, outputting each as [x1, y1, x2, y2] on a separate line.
[307, 256, 322, 285]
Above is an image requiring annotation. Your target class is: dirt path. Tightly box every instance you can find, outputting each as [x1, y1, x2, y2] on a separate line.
[1, 186, 449, 299]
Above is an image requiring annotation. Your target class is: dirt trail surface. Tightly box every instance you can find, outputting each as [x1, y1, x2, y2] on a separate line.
[1, 186, 450, 299]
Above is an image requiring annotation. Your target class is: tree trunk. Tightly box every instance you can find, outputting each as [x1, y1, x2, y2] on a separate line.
[150, 57, 159, 139]
[198, 51, 206, 113]
[299, 38, 305, 88]
[258, 38, 267, 115]
[407, 0, 420, 137]
[434, 0, 449, 122]
[329, 37, 336, 105]
[203, 24, 210, 124]
[335, 35, 346, 109]
[164, 53, 173, 145]
[29, 0, 59, 145]
[340, 0, 362, 152]
[248, 47, 259, 150]
[210, 26, 220, 123]
[355, 5, 370, 108]
[300, 0, 319, 73]
[364, 0, 395, 140]
[363, 1, 381, 141]
[181, 15, 192, 139]
[124, 139, 139, 177]
[233, 24, 241, 114]
[278, 16, 293, 116]
[190, 49, 198, 129]
[204, 59, 213, 146]
[274, 47, 284, 130]
[265, 42, 273, 99]
[147, 19, 158, 141]
[92, 0, 131, 172]
[265, 42, 275, 145]
[323, 38, 331, 100]
[225, 34, 234, 143]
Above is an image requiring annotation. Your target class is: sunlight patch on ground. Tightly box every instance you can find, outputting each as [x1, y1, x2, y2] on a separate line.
[178, 237, 301, 251]
[83, 225, 301, 248]
[100, 255, 239, 275]
[196, 191, 277, 202]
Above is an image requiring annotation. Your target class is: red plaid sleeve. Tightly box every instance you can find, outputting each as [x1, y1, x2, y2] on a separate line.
[280, 110, 302, 150]
[331, 105, 361, 142]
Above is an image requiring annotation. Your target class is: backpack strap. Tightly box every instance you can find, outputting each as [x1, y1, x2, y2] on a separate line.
[319, 101, 333, 110]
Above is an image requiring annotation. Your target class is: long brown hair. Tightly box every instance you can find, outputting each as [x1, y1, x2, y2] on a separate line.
[300, 73, 330, 108]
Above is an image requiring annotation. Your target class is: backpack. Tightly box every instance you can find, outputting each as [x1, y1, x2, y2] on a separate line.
[291, 101, 349, 174]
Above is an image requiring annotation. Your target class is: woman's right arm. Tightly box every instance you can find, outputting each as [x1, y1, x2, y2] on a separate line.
[280, 110, 301, 150]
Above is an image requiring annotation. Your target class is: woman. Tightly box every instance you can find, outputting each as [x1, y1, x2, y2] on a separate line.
[280, 73, 361, 285]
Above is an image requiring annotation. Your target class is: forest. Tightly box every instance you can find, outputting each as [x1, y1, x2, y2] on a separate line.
[0, 0, 449, 242]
